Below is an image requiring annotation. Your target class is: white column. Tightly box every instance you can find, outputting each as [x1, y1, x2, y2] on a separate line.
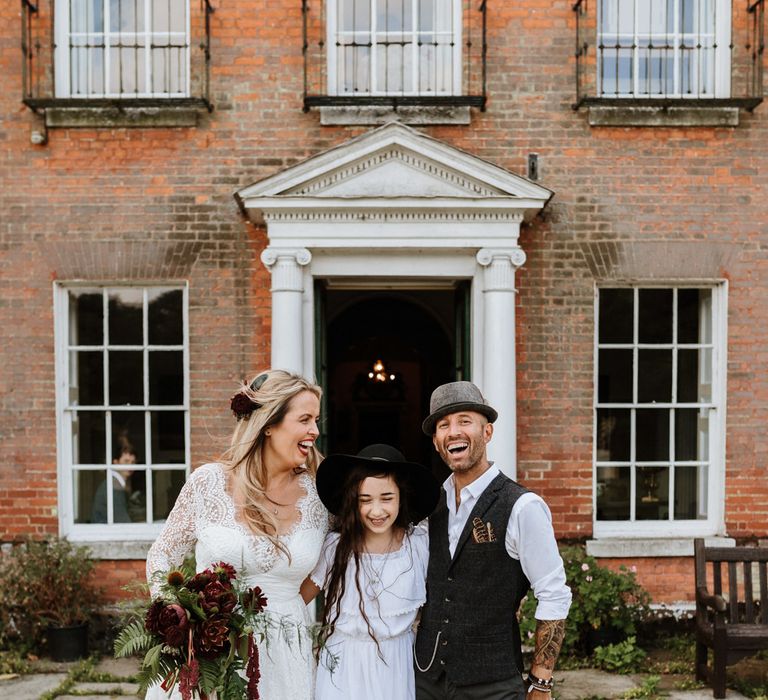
[260, 247, 312, 374]
[476, 247, 526, 479]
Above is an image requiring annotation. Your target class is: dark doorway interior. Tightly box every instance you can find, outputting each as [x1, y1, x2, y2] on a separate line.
[320, 285, 467, 482]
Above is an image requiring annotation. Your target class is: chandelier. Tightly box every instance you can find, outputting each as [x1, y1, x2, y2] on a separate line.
[368, 359, 395, 383]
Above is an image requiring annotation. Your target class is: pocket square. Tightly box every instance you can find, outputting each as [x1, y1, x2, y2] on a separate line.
[471, 517, 497, 543]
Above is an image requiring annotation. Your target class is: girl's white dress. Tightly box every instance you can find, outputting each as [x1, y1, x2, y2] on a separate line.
[310, 527, 429, 700]
[145, 463, 329, 700]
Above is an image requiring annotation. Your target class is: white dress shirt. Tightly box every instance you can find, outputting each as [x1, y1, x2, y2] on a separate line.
[443, 464, 572, 621]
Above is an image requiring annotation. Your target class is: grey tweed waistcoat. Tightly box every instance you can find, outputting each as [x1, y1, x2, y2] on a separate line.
[415, 472, 530, 686]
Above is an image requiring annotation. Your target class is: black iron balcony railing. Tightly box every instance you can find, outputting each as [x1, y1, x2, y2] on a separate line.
[21, 0, 213, 112]
[302, 0, 486, 111]
[572, 0, 765, 111]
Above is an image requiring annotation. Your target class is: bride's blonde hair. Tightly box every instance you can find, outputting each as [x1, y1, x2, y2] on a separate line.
[221, 369, 322, 552]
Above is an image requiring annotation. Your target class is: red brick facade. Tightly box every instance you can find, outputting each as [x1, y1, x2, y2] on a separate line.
[1, 0, 766, 603]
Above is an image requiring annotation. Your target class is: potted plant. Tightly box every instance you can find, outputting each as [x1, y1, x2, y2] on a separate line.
[0, 538, 103, 661]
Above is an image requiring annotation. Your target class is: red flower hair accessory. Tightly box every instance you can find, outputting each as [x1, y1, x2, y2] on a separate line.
[230, 373, 269, 421]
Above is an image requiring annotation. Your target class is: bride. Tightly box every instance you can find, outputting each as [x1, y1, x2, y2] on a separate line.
[145, 370, 329, 699]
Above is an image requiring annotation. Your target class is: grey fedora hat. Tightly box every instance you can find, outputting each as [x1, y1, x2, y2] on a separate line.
[422, 381, 498, 435]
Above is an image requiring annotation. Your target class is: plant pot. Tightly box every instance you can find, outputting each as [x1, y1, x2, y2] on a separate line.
[48, 622, 88, 661]
[586, 626, 626, 652]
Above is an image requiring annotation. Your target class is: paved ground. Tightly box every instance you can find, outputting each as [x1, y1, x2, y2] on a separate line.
[0, 660, 752, 699]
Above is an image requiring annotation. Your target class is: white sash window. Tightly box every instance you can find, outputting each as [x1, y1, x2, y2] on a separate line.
[54, 0, 190, 98]
[55, 284, 189, 538]
[594, 285, 726, 538]
[597, 0, 731, 98]
[327, 0, 462, 96]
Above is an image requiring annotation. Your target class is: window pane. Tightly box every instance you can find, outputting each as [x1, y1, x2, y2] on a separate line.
[675, 408, 709, 461]
[599, 289, 633, 343]
[70, 291, 103, 345]
[636, 466, 669, 520]
[152, 411, 185, 463]
[636, 0, 670, 34]
[73, 469, 105, 523]
[127, 470, 148, 522]
[678, 348, 712, 403]
[637, 349, 672, 403]
[109, 350, 144, 404]
[153, 470, 186, 520]
[70, 351, 104, 405]
[377, 0, 411, 32]
[596, 466, 630, 520]
[111, 410, 146, 463]
[149, 351, 184, 405]
[636, 408, 670, 461]
[73, 411, 106, 464]
[340, 0, 370, 32]
[678, 288, 712, 343]
[148, 289, 183, 345]
[596, 408, 630, 461]
[639, 289, 673, 343]
[108, 289, 143, 345]
[675, 466, 707, 519]
[598, 349, 633, 403]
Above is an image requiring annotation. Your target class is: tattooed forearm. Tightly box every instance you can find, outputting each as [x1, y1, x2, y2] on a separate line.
[532, 619, 566, 672]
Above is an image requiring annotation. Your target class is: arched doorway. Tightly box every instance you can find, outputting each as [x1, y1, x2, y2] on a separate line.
[318, 284, 469, 481]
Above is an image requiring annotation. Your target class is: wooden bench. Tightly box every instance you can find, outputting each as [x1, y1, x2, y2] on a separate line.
[694, 538, 768, 698]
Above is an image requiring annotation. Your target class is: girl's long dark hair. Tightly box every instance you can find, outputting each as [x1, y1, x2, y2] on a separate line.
[320, 464, 415, 657]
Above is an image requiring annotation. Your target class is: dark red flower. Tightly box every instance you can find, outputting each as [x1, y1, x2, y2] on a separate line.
[201, 579, 237, 616]
[194, 614, 230, 658]
[230, 392, 258, 419]
[246, 633, 261, 699]
[242, 586, 268, 614]
[145, 600, 166, 634]
[157, 603, 189, 647]
[211, 562, 237, 581]
[178, 659, 200, 700]
[187, 570, 214, 593]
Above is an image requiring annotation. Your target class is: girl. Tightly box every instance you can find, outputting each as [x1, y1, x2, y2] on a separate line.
[300, 444, 440, 700]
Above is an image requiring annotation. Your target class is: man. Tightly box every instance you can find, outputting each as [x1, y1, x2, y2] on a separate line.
[91, 440, 137, 523]
[415, 381, 571, 700]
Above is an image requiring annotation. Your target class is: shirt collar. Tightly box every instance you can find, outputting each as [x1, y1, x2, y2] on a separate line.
[112, 471, 127, 488]
[443, 462, 500, 502]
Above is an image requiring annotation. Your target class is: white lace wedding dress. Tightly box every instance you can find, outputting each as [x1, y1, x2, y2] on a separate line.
[145, 462, 329, 700]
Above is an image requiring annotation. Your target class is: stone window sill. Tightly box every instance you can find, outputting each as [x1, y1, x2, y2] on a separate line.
[24, 98, 211, 128]
[579, 97, 762, 127]
[70, 540, 152, 560]
[586, 537, 736, 558]
[319, 105, 471, 126]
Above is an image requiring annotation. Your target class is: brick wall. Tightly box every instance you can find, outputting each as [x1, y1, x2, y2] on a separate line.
[1, 0, 767, 603]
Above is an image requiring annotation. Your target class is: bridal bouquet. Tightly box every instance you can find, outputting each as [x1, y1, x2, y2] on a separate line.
[115, 561, 268, 700]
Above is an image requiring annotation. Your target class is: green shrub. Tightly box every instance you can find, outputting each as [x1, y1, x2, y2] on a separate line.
[593, 636, 647, 673]
[0, 539, 103, 652]
[519, 545, 651, 657]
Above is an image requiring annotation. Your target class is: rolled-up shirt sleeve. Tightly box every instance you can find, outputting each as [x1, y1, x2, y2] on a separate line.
[506, 493, 572, 621]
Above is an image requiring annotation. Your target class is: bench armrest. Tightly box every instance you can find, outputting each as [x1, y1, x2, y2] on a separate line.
[697, 586, 727, 613]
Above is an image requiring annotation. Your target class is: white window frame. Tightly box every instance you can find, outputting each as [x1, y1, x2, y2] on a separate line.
[54, 282, 191, 541]
[593, 282, 728, 539]
[54, 0, 191, 99]
[326, 0, 462, 96]
[596, 0, 731, 99]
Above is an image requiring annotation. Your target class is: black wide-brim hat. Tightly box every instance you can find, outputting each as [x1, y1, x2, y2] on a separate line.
[316, 444, 440, 523]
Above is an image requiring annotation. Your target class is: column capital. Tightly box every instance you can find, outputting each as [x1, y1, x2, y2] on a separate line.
[260, 247, 312, 269]
[476, 247, 526, 269]
[476, 247, 525, 292]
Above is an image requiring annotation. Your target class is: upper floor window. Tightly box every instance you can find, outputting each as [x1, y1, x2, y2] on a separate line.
[327, 0, 460, 96]
[597, 0, 731, 98]
[54, 0, 190, 98]
[55, 285, 189, 538]
[595, 286, 726, 538]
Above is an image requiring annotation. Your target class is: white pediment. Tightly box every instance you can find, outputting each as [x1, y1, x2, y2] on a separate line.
[236, 122, 553, 223]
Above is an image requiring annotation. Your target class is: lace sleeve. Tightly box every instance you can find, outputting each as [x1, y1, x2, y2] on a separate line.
[145, 469, 200, 596]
